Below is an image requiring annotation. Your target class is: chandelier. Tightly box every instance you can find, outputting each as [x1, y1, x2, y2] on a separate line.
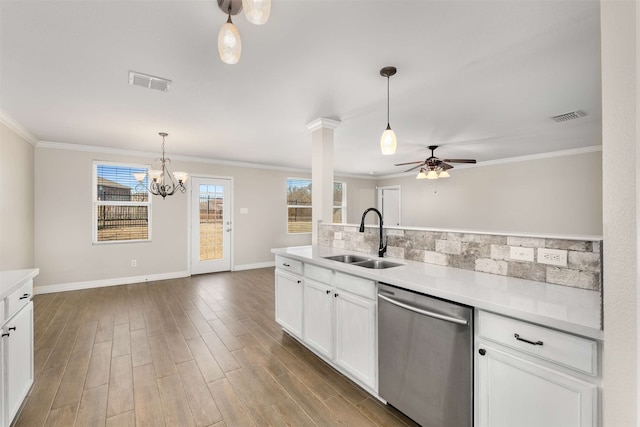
[217, 0, 271, 64]
[134, 133, 189, 199]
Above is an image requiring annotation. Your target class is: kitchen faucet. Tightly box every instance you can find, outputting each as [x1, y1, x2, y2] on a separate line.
[359, 207, 387, 258]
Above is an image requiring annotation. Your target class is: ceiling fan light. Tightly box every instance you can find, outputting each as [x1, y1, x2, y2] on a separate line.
[218, 17, 242, 64]
[426, 170, 439, 180]
[416, 169, 428, 179]
[380, 126, 397, 155]
[242, 0, 271, 25]
[438, 169, 450, 178]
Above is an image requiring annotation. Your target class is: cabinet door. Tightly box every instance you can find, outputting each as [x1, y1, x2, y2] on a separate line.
[335, 292, 376, 389]
[275, 270, 303, 338]
[477, 345, 597, 427]
[5, 301, 34, 424]
[303, 280, 333, 358]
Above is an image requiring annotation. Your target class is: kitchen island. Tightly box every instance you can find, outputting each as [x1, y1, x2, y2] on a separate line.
[271, 245, 602, 427]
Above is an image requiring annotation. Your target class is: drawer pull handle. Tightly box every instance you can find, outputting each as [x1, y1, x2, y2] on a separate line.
[297, 280, 301, 284]
[283, 263, 291, 267]
[326, 290, 331, 294]
[514, 333, 543, 346]
[1, 333, 9, 338]
[8, 327, 16, 331]
[19, 293, 30, 300]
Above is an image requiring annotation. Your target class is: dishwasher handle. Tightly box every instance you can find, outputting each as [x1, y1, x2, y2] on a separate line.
[378, 294, 469, 326]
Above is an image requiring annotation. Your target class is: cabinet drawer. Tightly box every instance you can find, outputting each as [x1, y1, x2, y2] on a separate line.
[478, 310, 597, 375]
[6, 279, 33, 320]
[335, 272, 375, 300]
[305, 264, 333, 284]
[275, 256, 303, 276]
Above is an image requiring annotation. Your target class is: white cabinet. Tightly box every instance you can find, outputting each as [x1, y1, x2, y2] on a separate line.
[303, 279, 333, 358]
[476, 310, 600, 427]
[3, 301, 34, 425]
[301, 265, 378, 392]
[334, 290, 376, 388]
[275, 268, 304, 338]
[0, 271, 36, 427]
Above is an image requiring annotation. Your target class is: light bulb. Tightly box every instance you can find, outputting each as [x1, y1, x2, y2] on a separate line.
[243, 0, 271, 25]
[380, 125, 397, 155]
[218, 18, 242, 64]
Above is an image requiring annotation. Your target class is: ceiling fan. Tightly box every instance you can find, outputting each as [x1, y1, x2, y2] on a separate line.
[395, 145, 477, 179]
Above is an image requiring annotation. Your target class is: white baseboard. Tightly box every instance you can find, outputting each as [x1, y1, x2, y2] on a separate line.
[233, 261, 275, 271]
[34, 271, 190, 295]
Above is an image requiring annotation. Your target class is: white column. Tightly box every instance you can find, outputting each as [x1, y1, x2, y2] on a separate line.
[306, 117, 341, 245]
[601, 1, 638, 425]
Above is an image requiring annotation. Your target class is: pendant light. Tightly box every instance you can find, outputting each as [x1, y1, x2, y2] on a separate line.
[218, 12, 242, 64]
[133, 133, 189, 199]
[216, 0, 270, 64]
[242, 0, 271, 25]
[380, 66, 398, 155]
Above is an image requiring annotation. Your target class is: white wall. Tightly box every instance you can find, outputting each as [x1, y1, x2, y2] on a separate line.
[376, 150, 603, 236]
[601, 1, 638, 425]
[33, 145, 377, 288]
[0, 122, 35, 270]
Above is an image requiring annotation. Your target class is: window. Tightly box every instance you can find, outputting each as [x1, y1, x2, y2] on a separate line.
[93, 161, 151, 243]
[333, 181, 346, 223]
[287, 178, 347, 233]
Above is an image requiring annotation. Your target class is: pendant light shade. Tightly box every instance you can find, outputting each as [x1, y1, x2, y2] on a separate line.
[426, 170, 439, 180]
[416, 168, 428, 179]
[381, 125, 397, 155]
[242, 0, 271, 25]
[380, 66, 397, 155]
[218, 15, 242, 64]
[438, 169, 450, 178]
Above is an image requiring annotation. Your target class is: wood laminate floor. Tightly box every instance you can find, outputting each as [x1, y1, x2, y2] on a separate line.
[16, 268, 418, 427]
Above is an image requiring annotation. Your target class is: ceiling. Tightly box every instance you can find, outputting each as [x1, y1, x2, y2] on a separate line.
[0, 0, 602, 176]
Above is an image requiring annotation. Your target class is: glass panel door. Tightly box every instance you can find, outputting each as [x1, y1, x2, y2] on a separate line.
[191, 177, 231, 274]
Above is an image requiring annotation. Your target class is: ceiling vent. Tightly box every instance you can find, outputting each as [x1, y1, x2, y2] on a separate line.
[552, 110, 586, 122]
[128, 71, 171, 92]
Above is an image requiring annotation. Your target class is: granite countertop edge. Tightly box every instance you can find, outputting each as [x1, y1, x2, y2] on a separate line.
[271, 246, 603, 341]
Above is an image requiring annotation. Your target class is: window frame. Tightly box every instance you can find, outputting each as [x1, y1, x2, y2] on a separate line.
[286, 178, 348, 234]
[92, 160, 152, 245]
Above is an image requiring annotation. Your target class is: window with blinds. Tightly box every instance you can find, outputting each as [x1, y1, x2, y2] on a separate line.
[287, 178, 346, 233]
[93, 161, 151, 243]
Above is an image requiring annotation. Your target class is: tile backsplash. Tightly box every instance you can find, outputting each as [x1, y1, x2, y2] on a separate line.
[319, 224, 602, 291]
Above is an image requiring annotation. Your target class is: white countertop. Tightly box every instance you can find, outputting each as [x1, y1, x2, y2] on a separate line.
[272, 246, 603, 340]
[1, 269, 39, 300]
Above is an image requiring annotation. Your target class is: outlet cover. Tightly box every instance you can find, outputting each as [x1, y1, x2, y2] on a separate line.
[537, 248, 568, 267]
[509, 246, 534, 262]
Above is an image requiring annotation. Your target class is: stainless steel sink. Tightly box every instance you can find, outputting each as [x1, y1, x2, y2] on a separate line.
[323, 254, 371, 263]
[352, 260, 403, 269]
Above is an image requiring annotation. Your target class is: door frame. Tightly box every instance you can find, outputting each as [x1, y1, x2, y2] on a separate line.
[377, 185, 401, 227]
[187, 174, 235, 275]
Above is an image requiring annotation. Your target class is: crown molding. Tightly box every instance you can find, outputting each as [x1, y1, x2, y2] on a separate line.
[36, 140, 316, 174]
[306, 117, 342, 131]
[0, 110, 38, 145]
[377, 145, 603, 179]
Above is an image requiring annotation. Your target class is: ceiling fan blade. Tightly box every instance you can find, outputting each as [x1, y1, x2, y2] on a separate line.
[394, 160, 425, 166]
[441, 158, 477, 164]
[404, 164, 424, 173]
[440, 162, 454, 170]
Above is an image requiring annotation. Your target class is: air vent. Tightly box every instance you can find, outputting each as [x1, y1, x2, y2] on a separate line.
[552, 110, 586, 122]
[128, 71, 171, 92]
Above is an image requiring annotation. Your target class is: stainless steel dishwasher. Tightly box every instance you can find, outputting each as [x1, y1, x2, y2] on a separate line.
[378, 283, 473, 427]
